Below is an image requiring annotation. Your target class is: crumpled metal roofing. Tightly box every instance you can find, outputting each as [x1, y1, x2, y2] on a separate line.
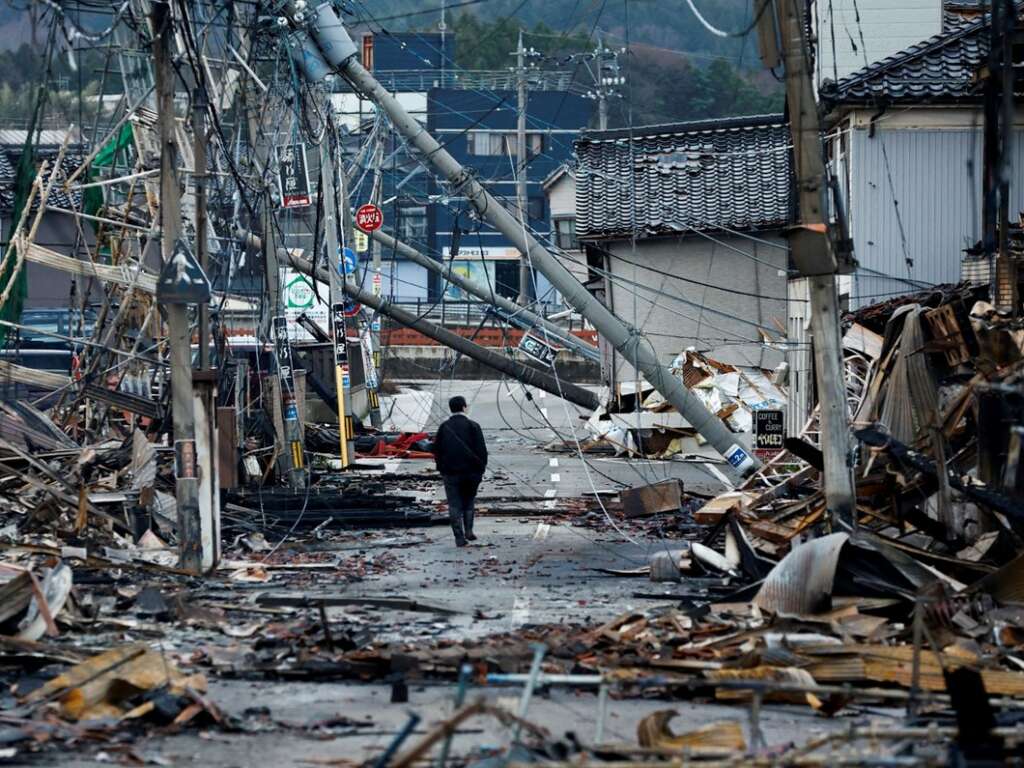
[820, 8, 1020, 107]
[574, 115, 794, 241]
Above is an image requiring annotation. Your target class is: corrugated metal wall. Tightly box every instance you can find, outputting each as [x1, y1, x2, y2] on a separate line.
[848, 126, 1024, 308]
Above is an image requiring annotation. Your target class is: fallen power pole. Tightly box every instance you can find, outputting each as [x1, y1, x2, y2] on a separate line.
[367, 228, 600, 362]
[762, 0, 857, 523]
[295, 9, 760, 475]
[241, 231, 600, 411]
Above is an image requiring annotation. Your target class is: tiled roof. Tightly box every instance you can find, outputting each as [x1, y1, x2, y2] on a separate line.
[574, 115, 793, 241]
[0, 150, 14, 211]
[821, 7, 1019, 106]
[0, 150, 85, 214]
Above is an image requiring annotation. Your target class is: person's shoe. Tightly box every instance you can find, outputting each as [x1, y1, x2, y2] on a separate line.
[455, 539, 468, 548]
[466, 533, 478, 541]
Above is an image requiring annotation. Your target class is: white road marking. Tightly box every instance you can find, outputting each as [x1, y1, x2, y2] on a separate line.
[543, 499, 557, 509]
[544, 489, 557, 498]
[512, 588, 531, 624]
[550, 473, 560, 483]
[549, 458, 559, 467]
[533, 522, 551, 540]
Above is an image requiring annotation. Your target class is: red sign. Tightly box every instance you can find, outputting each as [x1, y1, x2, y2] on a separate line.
[355, 204, 383, 232]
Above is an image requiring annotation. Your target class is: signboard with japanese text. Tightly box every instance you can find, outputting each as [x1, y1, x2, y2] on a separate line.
[331, 303, 349, 367]
[754, 409, 785, 460]
[276, 143, 312, 209]
[355, 204, 383, 232]
[519, 333, 558, 367]
[354, 230, 369, 252]
[272, 315, 295, 386]
[282, 269, 329, 341]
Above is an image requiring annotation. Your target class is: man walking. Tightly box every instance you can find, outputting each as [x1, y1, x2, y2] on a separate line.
[432, 395, 488, 547]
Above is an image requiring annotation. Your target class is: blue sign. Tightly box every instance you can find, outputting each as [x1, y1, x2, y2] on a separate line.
[339, 247, 358, 276]
[725, 444, 753, 472]
[285, 403, 298, 421]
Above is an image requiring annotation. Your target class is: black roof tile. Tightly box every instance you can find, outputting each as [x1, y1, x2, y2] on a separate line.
[821, 6, 1021, 107]
[574, 115, 793, 241]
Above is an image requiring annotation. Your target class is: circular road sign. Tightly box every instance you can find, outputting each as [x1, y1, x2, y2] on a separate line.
[339, 246, 358, 276]
[355, 203, 383, 232]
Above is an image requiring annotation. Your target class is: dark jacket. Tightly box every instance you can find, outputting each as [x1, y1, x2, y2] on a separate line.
[432, 413, 487, 477]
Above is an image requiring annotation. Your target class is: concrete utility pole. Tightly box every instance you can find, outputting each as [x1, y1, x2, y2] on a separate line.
[320, 137, 352, 468]
[770, 0, 857, 523]
[986, 0, 1018, 315]
[152, 1, 202, 572]
[301, 12, 760, 474]
[515, 29, 530, 306]
[193, 85, 210, 369]
[589, 34, 623, 131]
[368, 228, 600, 361]
[241, 231, 602, 410]
[244, 93, 306, 487]
[366, 124, 386, 429]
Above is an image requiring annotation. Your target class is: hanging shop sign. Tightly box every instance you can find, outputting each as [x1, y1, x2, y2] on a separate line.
[276, 143, 312, 209]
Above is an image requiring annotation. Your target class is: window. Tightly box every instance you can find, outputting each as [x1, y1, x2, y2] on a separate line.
[467, 131, 545, 157]
[554, 217, 577, 250]
[398, 206, 427, 243]
[527, 197, 544, 223]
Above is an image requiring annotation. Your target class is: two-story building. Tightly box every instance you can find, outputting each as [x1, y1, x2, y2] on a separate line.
[334, 32, 592, 309]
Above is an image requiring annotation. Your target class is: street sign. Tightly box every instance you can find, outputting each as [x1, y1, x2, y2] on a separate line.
[339, 246, 358, 276]
[519, 333, 558, 367]
[157, 239, 211, 304]
[354, 230, 369, 253]
[355, 203, 383, 232]
[276, 143, 312, 208]
[272, 316, 295, 386]
[754, 409, 785, 460]
[331, 303, 349, 365]
[284, 273, 316, 310]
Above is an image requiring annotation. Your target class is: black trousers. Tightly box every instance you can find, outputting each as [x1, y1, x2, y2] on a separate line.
[443, 473, 481, 543]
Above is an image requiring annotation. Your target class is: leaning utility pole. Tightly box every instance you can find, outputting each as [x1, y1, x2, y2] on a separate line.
[765, 0, 857, 523]
[368, 228, 600, 361]
[515, 29, 530, 306]
[243, 228, 602, 409]
[193, 85, 210, 369]
[152, 1, 203, 572]
[296, 10, 760, 474]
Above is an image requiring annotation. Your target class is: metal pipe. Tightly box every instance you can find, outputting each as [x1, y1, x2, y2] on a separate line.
[369, 228, 600, 361]
[333, 51, 759, 474]
[437, 663, 471, 768]
[513, 644, 546, 744]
